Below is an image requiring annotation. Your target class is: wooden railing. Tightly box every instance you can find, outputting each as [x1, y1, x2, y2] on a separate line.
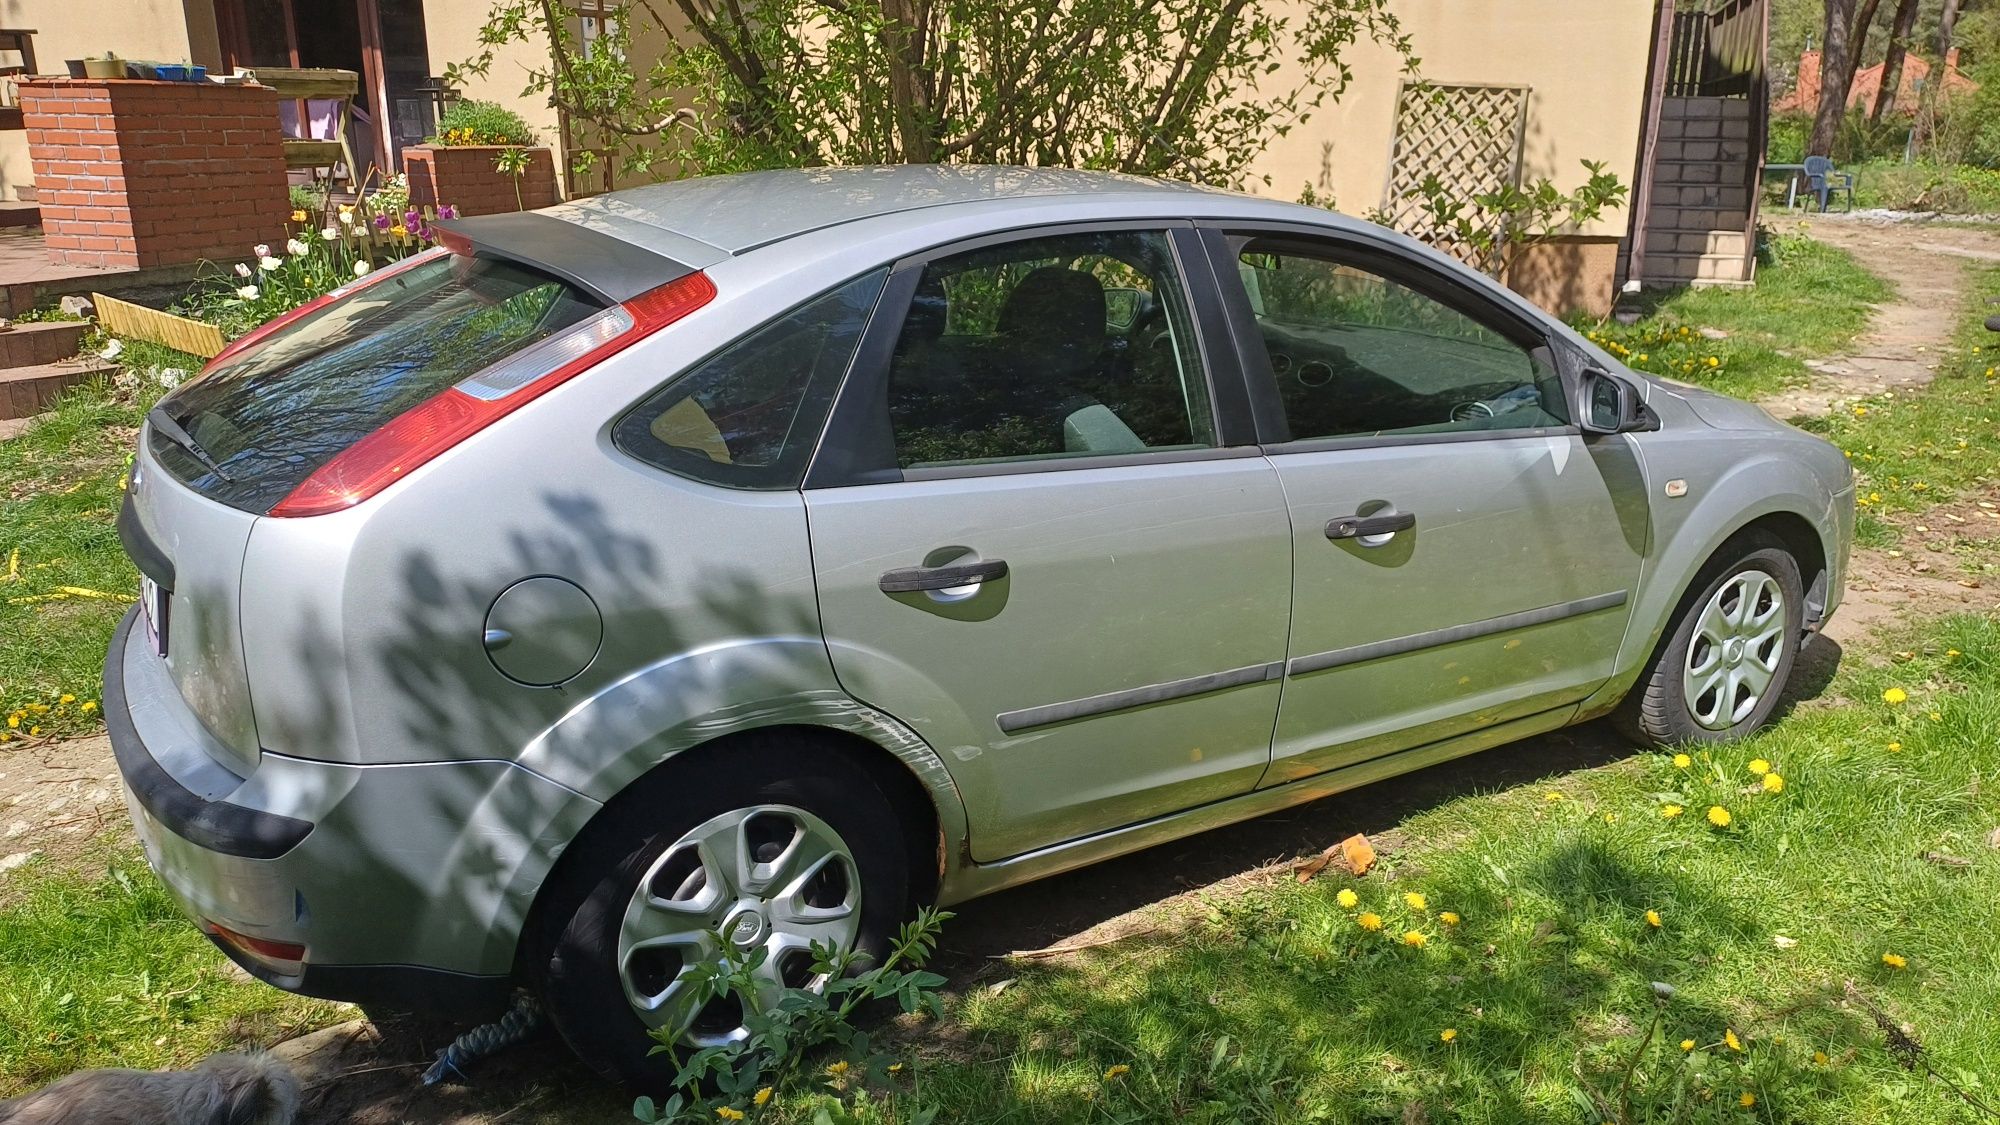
[1666, 0, 1765, 98]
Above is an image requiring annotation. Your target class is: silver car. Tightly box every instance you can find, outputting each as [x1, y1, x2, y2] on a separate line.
[108, 166, 1852, 1084]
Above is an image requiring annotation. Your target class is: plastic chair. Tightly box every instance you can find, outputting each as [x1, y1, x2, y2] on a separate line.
[1802, 155, 1855, 212]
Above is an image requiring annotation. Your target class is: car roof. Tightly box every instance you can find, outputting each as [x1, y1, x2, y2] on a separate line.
[545, 165, 1227, 258]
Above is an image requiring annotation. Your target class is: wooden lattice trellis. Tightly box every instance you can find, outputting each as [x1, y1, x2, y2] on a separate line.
[1380, 82, 1531, 273]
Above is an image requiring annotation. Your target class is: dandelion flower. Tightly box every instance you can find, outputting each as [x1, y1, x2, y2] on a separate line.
[1440, 1028, 1457, 1042]
[1707, 806, 1732, 828]
[1646, 910, 1662, 928]
[81, 702, 97, 714]
[1740, 1092, 1756, 1107]
[1662, 804, 1684, 819]
[1103, 1064, 1129, 1081]
[825, 1060, 850, 1078]
[754, 1087, 772, 1106]
[1883, 687, 1908, 704]
[1725, 1029, 1742, 1051]
[1814, 1050, 1830, 1065]
[716, 1109, 744, 1122]
[1928, 711, 1942, 722]
[1747, 759, 1770, 776]
[1681, 1039, 1696, 1052]
[1336, 888, 1359, 909]
[1673, 753, 1692, 769]
[1403, 892, 1428, 912]
[1544, 791, 1565, 802]
[1882, 952, 1907, 969]
[1762, 773, 1784, 794]
[1357, 912, 1384, 932]
[58, 694, 73, 704]
[27, 726, 38, 736]
[1440, 911, 1461, 926]
[1887, 741, 1902, 752]
[1402, 930, 1427, 947]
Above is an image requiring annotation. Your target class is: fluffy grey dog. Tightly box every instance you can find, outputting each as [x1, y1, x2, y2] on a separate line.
[0, 1051, 301, 1125]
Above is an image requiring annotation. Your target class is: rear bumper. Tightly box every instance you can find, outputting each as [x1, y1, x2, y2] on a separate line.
[105, 606, 598, 1015]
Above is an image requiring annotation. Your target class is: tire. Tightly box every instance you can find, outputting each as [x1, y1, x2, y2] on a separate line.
[537, 733, 911, 1089]
[1614, 530, 1805, 746]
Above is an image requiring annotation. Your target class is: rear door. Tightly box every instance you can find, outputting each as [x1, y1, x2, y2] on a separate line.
[1203, 227, 1648, 784]
[804, 224, 1293, 862]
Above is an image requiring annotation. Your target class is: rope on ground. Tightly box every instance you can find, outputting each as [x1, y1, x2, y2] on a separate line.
[420, 990, 543, 1087]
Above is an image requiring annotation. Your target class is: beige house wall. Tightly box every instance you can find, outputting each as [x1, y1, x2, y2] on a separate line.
[1249, 0, 1655, 242]
[421, 0, 565, 155]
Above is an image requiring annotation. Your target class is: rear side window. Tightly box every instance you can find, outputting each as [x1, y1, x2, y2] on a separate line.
[613, 270, 886, 489]
[150, 253, 602, 513]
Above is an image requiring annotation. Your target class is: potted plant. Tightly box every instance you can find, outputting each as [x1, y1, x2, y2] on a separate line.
[402, 100, 559, 217]
[80, 53, 123, 79]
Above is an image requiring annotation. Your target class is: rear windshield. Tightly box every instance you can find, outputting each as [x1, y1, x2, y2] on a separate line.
[149, 252, 602, 513]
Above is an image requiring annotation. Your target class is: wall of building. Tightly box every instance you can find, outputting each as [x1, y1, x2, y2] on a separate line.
[420, 0, 563, 157]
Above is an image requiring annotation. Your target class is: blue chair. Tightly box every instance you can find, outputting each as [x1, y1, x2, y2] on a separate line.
[1801, 156, 1856, 212]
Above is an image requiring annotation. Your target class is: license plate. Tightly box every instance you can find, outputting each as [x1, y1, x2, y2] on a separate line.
[139, 576, 169, 657]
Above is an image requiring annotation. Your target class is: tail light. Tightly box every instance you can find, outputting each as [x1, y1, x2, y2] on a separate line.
[269, 271, 717, 518]
[207, 920, 307, 979]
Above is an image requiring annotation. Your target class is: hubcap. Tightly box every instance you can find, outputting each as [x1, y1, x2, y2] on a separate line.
[1682, 568, 1788, 731]
[616, 805, 861, 1047]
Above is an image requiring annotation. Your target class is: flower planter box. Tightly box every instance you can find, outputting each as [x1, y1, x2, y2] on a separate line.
[403, 144, 560, 218]
[19, 78, 290, 270]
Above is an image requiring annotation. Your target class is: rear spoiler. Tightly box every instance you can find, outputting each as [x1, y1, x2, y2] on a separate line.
[431, 212, 695, 306]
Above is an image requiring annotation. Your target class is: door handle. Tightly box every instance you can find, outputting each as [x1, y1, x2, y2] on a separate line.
[1326, 511, 1416, 541]
[879, 559, 1009, 594]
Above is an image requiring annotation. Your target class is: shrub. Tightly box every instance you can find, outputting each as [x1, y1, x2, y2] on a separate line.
[430, 99, 537, 147]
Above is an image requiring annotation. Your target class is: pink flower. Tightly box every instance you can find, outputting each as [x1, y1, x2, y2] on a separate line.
[437, 204, 459, 220]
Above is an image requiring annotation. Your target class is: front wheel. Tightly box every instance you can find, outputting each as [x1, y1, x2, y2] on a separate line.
[1616, 531, 1805, 745]
[539, 736, 910, 1088]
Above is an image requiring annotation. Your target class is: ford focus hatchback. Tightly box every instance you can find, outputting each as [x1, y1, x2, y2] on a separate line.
[108, 166, 1853, 1085]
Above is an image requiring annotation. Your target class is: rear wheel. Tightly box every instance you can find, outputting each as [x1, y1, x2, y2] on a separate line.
[539, 736, 909, 1088]
[1616, 532, 1804, 746]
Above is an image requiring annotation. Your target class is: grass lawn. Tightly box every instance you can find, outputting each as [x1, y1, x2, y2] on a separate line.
[1848, 161, 2000, 217]
[1574, 231, 1892, 402]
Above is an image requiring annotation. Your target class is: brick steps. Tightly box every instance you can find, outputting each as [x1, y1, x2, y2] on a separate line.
[0, 358, 117, 419]
[0, 320, 90, 366]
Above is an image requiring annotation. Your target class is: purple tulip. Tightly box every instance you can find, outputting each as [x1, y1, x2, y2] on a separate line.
[437, 204, 459, 220]
[404, 209, 420, 230]
[374, 214, 392, 231]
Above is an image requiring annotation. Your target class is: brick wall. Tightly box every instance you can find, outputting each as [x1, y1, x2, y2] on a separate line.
[20, 79, 290, 270]
[404, 145, 560, 218]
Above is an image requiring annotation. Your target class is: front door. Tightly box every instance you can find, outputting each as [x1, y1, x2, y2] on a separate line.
[805, 226, 1293, 861]
[1209, 229, 1648, 783]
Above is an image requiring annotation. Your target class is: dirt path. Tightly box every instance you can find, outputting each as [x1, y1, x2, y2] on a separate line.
[1755, 217, 2000, 421]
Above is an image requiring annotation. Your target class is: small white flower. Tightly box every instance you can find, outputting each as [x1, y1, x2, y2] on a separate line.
[236, 284, 260, 300]
[234, 262, 252, 278]
[99, 338, 123, 360]
[353, 259, 372, 277]
[338, 210, 355, 225]
[286, 238, 309, 256]
[258, 255, 282, 272]
[252, 243, 271, 258]
[320, 226, 339, 241]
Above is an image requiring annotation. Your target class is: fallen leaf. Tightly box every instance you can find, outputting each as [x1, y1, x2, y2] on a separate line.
[1293, 847, 1337, 884]
[1959, 579, 1982, 589]
[1987, 826, 2000, 849]
[1922, 851, 1972, 870]
[1774, 934, 1799, 949]
[1340, 833, 1377, 877]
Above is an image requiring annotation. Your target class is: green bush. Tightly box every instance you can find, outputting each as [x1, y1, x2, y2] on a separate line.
[430, 99, 537, 146]
[1850, 159, 2000, 213]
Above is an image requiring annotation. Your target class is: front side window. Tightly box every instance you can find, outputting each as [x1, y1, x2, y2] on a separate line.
[884, 229, 1214, 469]
[1237, 239, 1566, 443]
[614, 270, 885, 489]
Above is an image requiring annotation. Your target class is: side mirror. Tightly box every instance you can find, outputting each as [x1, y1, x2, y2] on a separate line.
[1579, 367, 1647, 435]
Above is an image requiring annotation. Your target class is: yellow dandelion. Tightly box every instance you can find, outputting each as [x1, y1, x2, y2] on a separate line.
[825, 1060, 850, 1079]
[1673, 753, 1692, 769]
[1336, 888, 1359, 909]
[1707, 806, 1732, 828]
[1883, 687, 1908, 704]
[5, 715, 16, 729]
[1104, 1064, 1129, 1081]
[1887, 741, 1902, 753]
[1646, 910, 1662, 928]
[1440, 1028, 1457, 1042]
[58, 693, 74, 704]
[1747, 759, 1770, 776]
[27, 726, 39, 736]
[1402, 930, 1427, 947]
[1403, 892, 1428, 912]
[1762, 773, 1784, 794]
[1725, 1029, 1742, 1052]
[754, 1087, 773, 1106]
[1946, 649, 1961, 659]
[1440, 911, 1461, 926]
[1928, 711, 1942, 722]
[1814, 1050, 1830, 1065]
[1681, 1039, 1697, 1052]
[1740, 1092, 1757, 1107]
[1662, 804, 1684, 819]
[1358, 912, 1384, 932]
[716, 1110, 745, 1122]
[81, 701, 97, 714]
[1882, 952, 1907, 969]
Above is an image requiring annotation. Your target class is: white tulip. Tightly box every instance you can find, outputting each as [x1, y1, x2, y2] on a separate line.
[236, 284, 260, 300]
[252, 243, 270, 258]
[320, 226, 339, 241]
[338, 210, 355, 225]
[285, 238, 309, 256]
[258, 256, 282, 272]
[353, 260, 372, 277]
[233, 262, 251, 278]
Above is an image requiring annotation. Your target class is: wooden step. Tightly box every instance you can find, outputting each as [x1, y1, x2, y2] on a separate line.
[0, 321, 89, 367]
[0, 360, 118, 419]
[0, 201, 40, 228]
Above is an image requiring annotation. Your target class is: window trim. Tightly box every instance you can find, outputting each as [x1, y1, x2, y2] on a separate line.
[1193, 222, 1586, 452]
[802, 220, 1257, 489]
